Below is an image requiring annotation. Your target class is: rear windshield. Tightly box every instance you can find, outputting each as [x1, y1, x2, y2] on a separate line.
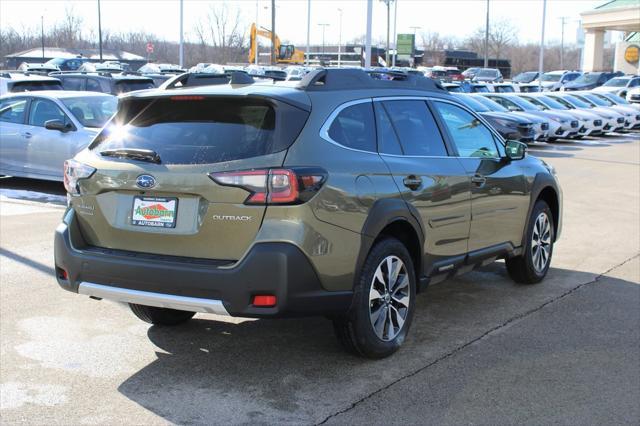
[11, 81, 63, 92]
[62, 96, 117, 128]
[91, 96, 309, 165]
[114, 80, 155, 94]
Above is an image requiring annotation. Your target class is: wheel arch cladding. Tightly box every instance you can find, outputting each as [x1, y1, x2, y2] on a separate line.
[355, 199, 424, 290]
[536, 186, 559, 241]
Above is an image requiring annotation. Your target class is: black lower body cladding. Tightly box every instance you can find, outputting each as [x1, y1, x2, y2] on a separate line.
[54, 209, 352, 318]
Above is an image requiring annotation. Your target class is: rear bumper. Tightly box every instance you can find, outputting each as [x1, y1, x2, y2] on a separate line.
[54, 209, 353, 318]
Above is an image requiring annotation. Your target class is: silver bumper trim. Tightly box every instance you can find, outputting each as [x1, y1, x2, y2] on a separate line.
[78, 282, 230, 315]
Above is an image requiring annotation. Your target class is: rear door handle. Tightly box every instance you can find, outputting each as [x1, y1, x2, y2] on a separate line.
[22, 132, 32, 139]
[403, 175, 423, 190]
[471, 175, 486, 185]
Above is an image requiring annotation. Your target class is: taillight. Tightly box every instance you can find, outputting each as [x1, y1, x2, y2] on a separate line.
[209, 168, 326, 205]
[63, 159, 96, 195]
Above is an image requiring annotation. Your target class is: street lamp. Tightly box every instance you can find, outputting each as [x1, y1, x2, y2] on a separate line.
[41, 16, 45, 59]
[484, 0, 489, 68]
[318, 23, 329, 57]
[97, 0, 103, 61]
[380, 0, 395, 66]
[337, 9, 343, 67]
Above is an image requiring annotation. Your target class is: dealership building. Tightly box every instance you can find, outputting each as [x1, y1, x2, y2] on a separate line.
[581, 0, 640, 74]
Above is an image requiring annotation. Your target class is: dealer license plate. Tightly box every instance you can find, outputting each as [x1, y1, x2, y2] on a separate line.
[132, 197, 178, 228]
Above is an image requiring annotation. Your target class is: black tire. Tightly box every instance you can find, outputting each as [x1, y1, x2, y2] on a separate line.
[129, 304, 195, 326]
[333, 237, 416, 358]
[506, 200, 554, 284]
[547, 137, 558, 142]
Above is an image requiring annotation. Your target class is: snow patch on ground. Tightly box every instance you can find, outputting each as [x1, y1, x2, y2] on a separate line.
[0, 189, 67, 205]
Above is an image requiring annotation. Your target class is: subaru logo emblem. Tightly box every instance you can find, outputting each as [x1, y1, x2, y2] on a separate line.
[136, 174, 156, 189]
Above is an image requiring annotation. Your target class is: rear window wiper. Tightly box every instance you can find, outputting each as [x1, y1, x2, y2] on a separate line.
[99, 148, 161, 164]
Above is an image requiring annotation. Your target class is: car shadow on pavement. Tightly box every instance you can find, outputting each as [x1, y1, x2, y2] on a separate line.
[115, 264, 628, 425]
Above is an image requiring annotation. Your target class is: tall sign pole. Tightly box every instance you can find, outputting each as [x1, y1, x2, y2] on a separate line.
[484, 0, 489, 68]
[365, 0, 373, 67]
[338, 9, 343, 67]
[559, 16, 567, 70]
[98, 0, 103, 61]
[41, 16, 45, 59]
[538, 0, 547, 91]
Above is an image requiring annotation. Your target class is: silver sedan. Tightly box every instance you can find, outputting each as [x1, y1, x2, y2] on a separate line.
[0, 91, 116, 182]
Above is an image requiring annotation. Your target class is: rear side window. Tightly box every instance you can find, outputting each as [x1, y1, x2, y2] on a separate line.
[328, 102, 376, 152]
[374, 102, 402, 155]
[86, 79, 103, 92]
[0, 98, 27, 124]
[11, 81, 63, 92]
[381, 100, 448, 156]
[92, 96, 309, 165]
[115, 80, 155, 94]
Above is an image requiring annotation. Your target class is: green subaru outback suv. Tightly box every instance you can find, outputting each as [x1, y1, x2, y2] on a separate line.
[54, 69, 562, 358]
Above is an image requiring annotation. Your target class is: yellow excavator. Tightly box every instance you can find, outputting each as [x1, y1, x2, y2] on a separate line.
[248, 23, 305, 64]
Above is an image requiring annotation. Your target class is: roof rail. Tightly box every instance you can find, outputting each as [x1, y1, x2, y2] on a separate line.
[297, 68, 446, 92]
[164, 71, 254, 89]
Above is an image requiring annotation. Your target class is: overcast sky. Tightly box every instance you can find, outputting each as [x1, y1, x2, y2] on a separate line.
[0, 0, 605, 47]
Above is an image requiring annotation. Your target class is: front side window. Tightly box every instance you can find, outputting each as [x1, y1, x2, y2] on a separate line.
[61, 77, 84, 91]
[62, 96, 117, 128]
[0, 98, 27, 124]
[28, 99, 68, 127]
[328, 102, 376, 152]
[381, 100, 448, 157]
[433, 101, 499, 158]
[86, 79, 104, 92]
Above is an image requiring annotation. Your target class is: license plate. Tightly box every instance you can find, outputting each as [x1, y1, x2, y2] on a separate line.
[132, 197, 178, 228]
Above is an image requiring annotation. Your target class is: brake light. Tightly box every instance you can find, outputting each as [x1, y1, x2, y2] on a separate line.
[209, 168, 326, 205]
[63, 159, 96, 195]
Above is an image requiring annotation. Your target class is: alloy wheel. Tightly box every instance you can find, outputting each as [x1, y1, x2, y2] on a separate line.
[369, 255, 410, 341]
[531, 212, 552, 273]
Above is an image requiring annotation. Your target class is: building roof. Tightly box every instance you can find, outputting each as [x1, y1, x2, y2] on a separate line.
[5, 47, 144, 61]
[595, 0, 640, 10]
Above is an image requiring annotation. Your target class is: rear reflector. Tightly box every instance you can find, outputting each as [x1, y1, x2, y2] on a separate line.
[252, 295, 277, 307]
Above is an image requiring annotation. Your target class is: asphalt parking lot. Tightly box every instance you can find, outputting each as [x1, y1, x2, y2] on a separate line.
[1, 133, 638, 425]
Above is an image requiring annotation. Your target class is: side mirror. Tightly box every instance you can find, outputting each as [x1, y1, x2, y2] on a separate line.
[505, 140, 526, 161]
[45, 119, 72, 133]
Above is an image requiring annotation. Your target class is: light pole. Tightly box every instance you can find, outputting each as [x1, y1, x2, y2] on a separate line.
[318, 23, 329, 58]
[179, 0, 184, 67]
[271, 0, 276, 65]
[538, 0, 547, 91]
[380, 0, 394, 66]
[559, 16, 568, 70]
[306, 0, 311, 66]
[484, 0, 489, 68]
[97, 0, 103, 61]
[391, 0, 397, 66]
[365, 0, 373, 67]
[337, 9, 343, 67]
[254, 1, 260, 65]
[41, 16, 45, 59]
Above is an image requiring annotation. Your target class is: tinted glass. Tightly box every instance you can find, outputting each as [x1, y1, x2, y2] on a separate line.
[86, 79, 103, 92]
[434, 101, 499, 158]
[629, 79, 640, 88]
[382, 100, 447, 156]
[62, 96, 117, 128]
[114, 80, 155, 94]
[454, 94, 490, 112]
[0, 98, 27, 124]
[486, 96, 523, 111]
[473, 95, 509, 112]
[373, 102, 402, 155]
[92, 97, 309, 165]
[61, 77, 84, 91]
[11, 81, 63, 92]
[328, 102, 376, 152]
[28, 99, 67, 127]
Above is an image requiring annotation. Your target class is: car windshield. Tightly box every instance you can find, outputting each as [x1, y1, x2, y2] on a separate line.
[538, 95, 569, 110]
[477, 69, 497, 77]
[45, 58, 65, 66]
[564, 95, 592, 108]
[520, 96, 548, 110]
[11, 81, 63, 92]
[454, 95, 490, 112]
[91, 96, 309, 165]
[62, 96, 118, 128]
[504, 96, 539, 111]
[580, 94, 611, 106]
[472, 95, 509, 112]
[604, 93, 630, 104]
[114, 80, 155, 94]
[513, 72, 536, 83]
[603, 78, 629, 87]
[540, 73, 562, 82]
[572, 74, 601, 84]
